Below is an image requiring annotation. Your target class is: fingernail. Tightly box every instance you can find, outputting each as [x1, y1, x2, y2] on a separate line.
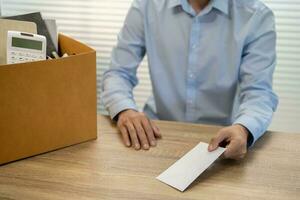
[135, 144, 140, 150]
[208, 144, 213, 151]
[143, 144, 149, 149]
[126, 142, 130, 147]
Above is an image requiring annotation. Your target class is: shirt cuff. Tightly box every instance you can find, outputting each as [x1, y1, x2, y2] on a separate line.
[108, 98, 139, 121]
[233, 115, 262, 147]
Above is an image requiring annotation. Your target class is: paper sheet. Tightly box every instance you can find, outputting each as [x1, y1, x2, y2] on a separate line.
[156, 142, 226, 192]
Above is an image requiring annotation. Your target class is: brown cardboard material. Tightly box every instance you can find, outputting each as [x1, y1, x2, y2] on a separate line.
[0, 34, 97, 165]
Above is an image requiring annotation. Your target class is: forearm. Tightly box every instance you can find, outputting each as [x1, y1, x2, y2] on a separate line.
[233, 72, 278, 146]
[101, 0, 146, 119]
[101, 69, 139, 119]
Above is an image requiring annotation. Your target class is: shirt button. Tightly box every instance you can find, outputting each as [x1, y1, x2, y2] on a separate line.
[189, 73, 194, 78]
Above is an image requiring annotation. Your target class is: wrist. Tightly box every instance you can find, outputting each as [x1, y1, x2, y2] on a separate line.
[235, 124, 249, 137]
[115, 109, 136, 121]
[234, 124, 254, 148]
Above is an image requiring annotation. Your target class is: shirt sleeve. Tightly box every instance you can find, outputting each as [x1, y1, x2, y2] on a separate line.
[101, 0, 146, 120]
[233, 8, 279, 147]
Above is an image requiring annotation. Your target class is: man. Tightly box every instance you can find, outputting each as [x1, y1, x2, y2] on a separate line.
[101, 0, 278, 160]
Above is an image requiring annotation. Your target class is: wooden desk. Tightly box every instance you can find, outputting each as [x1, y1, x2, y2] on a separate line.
[0, 115, 299, 200]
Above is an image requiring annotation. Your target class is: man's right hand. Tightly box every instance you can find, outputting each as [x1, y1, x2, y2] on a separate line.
[117, 109, 161, 150]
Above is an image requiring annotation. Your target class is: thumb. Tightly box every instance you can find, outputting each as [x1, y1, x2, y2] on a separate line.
[208, 130, 229, 152]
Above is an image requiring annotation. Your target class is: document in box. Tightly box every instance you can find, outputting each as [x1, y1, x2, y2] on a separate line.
[156, 142, 226, 192]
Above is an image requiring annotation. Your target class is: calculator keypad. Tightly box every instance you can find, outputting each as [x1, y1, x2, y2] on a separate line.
[8, 51, 45, 64]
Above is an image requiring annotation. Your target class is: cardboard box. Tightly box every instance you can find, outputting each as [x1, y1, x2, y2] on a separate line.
[0, 34, 97, 165]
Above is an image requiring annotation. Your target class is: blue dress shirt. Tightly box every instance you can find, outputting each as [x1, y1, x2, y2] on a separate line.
[101, 0, 278, 146]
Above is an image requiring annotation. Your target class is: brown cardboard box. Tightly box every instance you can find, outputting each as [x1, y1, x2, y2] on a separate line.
[0, 34, 97, 165]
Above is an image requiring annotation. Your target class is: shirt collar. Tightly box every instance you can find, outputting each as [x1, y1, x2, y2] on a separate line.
[168, 0, 229, 16]
[168, 0, 181, 8]
[212, 0, 229, 15]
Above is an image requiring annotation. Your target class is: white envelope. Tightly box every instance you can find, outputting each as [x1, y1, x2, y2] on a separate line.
[156, 142, 226, 192]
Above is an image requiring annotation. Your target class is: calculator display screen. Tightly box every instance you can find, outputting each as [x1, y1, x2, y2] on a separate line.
[12, 37, 43, 51]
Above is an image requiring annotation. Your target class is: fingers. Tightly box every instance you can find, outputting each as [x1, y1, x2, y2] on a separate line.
[133, 120, 150, 150]
[119, 126, 131, 147]
[117, 110, 161, 150]
[223, 140, 247, 160]
[208, 125, 248, 160]
[150, 120, 162, 138]
[223, 140, 239, 159]
[208, 130, 230, 152]
[141, 119, 156, 146]
[125, 122, 140, 150]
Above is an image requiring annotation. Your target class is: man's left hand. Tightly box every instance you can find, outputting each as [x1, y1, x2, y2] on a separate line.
[208, 124, 249, 160]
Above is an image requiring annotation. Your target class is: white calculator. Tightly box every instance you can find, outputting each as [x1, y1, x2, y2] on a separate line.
[7, 31, 47, 64]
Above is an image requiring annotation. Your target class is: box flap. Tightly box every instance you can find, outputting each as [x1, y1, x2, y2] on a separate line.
[58, 34, 95, 56]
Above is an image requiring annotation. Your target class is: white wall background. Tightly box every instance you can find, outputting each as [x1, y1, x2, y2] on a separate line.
[1, 0, 299, 133]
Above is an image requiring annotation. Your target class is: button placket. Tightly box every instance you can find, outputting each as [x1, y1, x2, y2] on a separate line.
[186, 18, 200, 121]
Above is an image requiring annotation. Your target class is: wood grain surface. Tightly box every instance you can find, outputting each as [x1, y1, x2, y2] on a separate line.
[0, 115, 299, 200]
